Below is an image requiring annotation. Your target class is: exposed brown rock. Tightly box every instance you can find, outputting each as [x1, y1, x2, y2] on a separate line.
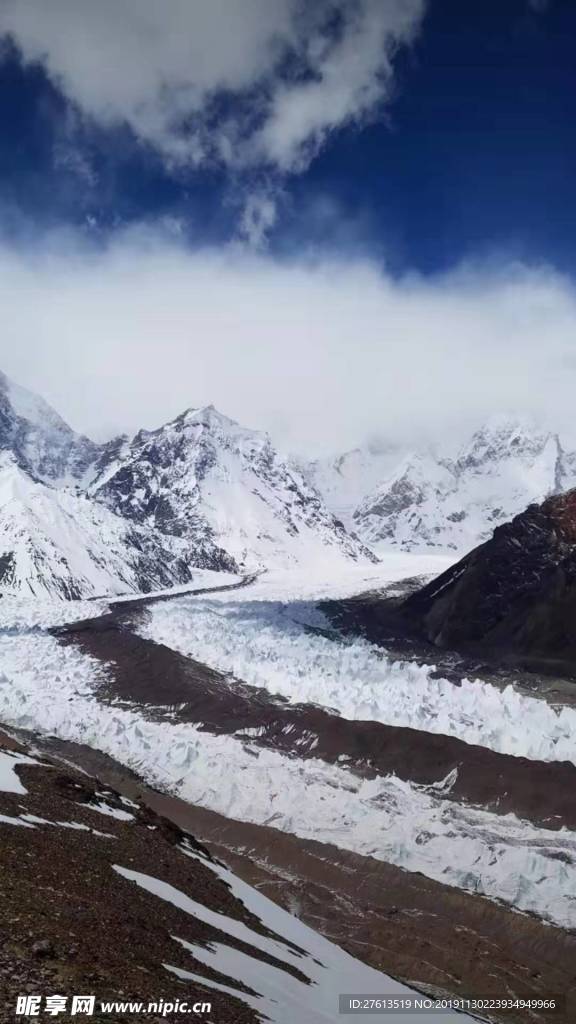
[367, 487, 576, 676]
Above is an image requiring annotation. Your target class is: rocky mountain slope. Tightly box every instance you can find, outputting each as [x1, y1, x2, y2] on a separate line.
[2, 729, 424, 1024]
[88, 405, 375, 574]
[400, 487, 576, 673]
[307, 416, 576, 553]
[0, 373, 373, 598]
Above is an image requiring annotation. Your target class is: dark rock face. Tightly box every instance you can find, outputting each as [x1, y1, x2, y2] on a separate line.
[403, 489, 576, 671]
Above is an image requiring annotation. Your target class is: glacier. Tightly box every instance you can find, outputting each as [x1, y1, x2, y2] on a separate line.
[140, 588, 576, 765]
[1, 627, 576, 930]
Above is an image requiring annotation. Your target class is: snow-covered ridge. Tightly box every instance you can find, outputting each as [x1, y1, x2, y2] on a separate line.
[0, 370, 98, 485]
[0, 370, 375, 598]
[0, 452, 207, 600]
[4, 363, 576, 593]
[306, 415, 576, 553]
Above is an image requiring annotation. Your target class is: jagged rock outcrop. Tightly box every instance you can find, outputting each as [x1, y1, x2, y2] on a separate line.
[88, 405, 376, 574]
[402, 488, 576, 671]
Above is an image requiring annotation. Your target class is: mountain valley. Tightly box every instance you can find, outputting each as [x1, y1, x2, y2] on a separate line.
[2, 371, 576, 1023]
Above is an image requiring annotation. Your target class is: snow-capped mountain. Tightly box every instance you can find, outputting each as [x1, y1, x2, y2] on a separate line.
[88, 405, 376, 573]
[5, 365, 573, 596]
[0, 373, 374, 597]
[354, 449, 456, 548]
[315, 417, 576, 553]
[0, 452, 196, 599]
[299, 442, 406, 529]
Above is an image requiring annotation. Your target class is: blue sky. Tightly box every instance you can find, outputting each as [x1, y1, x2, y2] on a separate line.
[0, 0, 573, 273]
[0, 0, 574, 452]
[302, 0, 576, 274]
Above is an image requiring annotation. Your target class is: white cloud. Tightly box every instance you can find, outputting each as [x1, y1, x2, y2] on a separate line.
[0, 231, 575, 456]
[254, 0, 422, 171]
[0, 0, 425, 173]
[237, 190, 280, 249]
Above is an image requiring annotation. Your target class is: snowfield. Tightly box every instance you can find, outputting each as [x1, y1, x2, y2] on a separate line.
[1, 630, 576, 930]
[0, 570, 246, 631]
[140, 591, 576, 766]
[198, 555, 456, 602]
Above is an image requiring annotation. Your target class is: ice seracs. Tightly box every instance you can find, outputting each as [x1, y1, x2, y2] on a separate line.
[2, 625, 576, 931]
[140, 587, 576, 764]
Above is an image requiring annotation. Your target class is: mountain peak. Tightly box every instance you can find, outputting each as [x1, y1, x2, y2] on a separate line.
[83, 398, 373, 578]
[318, 413, 576, 555]
[0, 370, 98, 485]
[468, 413, 547, 447]
[170, 404, 271, 453]
[481, 411, 540, 434]
[0, 369, 68, 434]
[456, 413, 556, 472]
[180, 404, 241, 428]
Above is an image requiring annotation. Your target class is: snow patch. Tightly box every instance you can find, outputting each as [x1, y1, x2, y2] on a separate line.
[0, 749, 40, 794]
[0, 812, 35, 828]
[118, 864, 469, 1023]
[89, 800, 135, 822]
